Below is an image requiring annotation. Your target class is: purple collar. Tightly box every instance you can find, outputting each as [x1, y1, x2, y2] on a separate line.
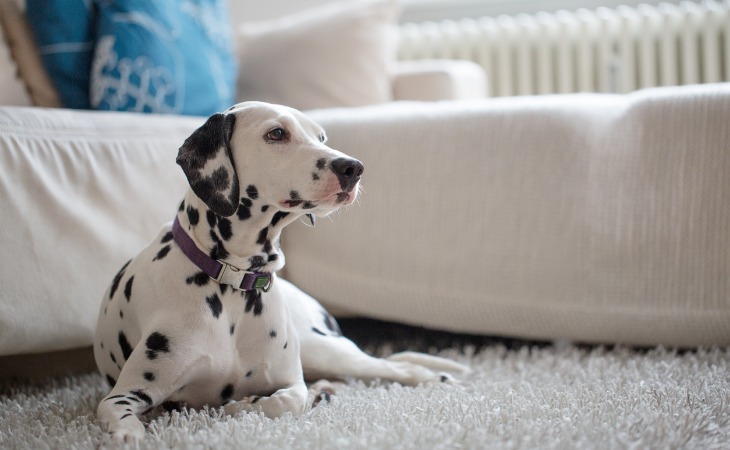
[172, 216, 273, 292]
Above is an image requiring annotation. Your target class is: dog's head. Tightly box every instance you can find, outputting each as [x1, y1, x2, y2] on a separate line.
[176, 101, 363, 218]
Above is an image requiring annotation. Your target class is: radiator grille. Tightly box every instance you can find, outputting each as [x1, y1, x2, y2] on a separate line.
[398, 1, 730, 96]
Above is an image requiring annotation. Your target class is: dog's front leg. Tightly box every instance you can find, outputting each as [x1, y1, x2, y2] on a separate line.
[97, 342, 200, 442]
[223, 378, 308, 419]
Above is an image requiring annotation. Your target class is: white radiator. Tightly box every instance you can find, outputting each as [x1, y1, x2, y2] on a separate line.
[398, 1, 730, 96]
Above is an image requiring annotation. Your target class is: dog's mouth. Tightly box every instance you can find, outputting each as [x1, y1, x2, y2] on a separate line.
[279, 191, 355, 210]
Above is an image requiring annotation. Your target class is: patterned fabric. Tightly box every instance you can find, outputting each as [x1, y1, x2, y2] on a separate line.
[91, 0, 236, 115]
[25, 0, 236, 116]
[26, 0, 96, 109]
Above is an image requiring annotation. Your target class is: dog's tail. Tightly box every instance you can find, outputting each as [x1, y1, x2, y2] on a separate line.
[386, 352, 471, 375]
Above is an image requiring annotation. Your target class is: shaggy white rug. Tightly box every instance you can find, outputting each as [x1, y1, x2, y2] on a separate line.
[1, 344, 728, 449]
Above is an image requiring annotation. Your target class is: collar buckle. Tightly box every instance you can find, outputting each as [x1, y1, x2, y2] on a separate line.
[216, 261, 273, 292]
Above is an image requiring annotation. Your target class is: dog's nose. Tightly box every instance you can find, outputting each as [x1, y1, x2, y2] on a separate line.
[330, 158, 364, 192]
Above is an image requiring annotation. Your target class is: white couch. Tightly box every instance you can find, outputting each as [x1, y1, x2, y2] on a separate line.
[1, 0, 729, 380]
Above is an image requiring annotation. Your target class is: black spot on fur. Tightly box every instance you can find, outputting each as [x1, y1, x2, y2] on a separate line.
[210, 167, 231, 192]
[303, 202, 316, 209]
[312, 327, 326, 336]
[208, 231, 229, 260]
[217, 217, 233, 240]
[236, 203, 251, 220]
[270, 211, 289, 227]
[124, 276, 134, 302]
[244, 290, 263, 316]
[186, 272, 210, 286]
[220, 384, 234, 400]
[144, 371, 156, 382]
[312, 172, 320, 181]
[179, 200, 185, 212]
[245, 370, 253, 377]
[130, 390, 153, 406]
[145, 332, 170, 360]
[110, 352, 117, 364]
[119, 310, 124, 319]
[230, 324, 235, 335]
[268, 254, 278, 262]
[322, 311, 342, 336]
[220, 284, 228, 295]
[206, 210, 217, 228]
[284, 342, 288, 349]
[246, 185, 259, 200]
[290, 190, 301, 200]
[118, 331, 133, 360]
[154, 245, 171, 261]
[269, 330, 277, 338]
[256, 228, 268, 245]
[263, 240, 273, 253]
[261, 205, 269, 213]
[187, 206, 200, 226]
[109, 260, 131, 299]
[316, 158, 326, 170]
[161, 232, 173, 244]
[248, 255, 265, 269]
[241, 198, 253, 208]
[206, 294, 223, 318]
[106, 375, 116, 387]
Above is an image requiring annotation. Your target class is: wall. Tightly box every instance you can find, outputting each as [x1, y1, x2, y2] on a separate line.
[228, 0, 689, 24]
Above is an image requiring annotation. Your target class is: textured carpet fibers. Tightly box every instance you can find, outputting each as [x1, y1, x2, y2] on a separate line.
[1, 344, 728, 449]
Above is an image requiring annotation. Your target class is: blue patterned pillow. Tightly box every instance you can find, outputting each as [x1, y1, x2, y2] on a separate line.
[26, 0, 95, 109]
[91, 0, 236, 115]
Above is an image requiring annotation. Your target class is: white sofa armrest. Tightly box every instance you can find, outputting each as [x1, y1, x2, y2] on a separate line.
[391, 59, 488, 101]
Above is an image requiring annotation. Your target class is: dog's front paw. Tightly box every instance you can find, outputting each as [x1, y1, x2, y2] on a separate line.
[224, 384, 308, 419]
[107, 416, 145, 443]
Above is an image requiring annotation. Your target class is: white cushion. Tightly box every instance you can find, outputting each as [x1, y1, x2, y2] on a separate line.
[235, 0, 400, 110]
[283, 84, 730, 348]
[392, 59, 488, 100]
[0, 107, 199, 355]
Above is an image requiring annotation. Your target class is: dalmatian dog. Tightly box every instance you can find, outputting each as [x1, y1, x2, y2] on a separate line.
[93, 101, 469, 442]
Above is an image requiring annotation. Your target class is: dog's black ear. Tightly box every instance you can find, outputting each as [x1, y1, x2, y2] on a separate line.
[176, 113, 239, 217]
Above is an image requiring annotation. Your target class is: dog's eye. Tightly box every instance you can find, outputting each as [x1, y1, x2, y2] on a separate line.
[266, 128, 287, 142]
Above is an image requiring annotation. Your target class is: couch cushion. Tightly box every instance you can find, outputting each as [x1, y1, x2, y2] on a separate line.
[0, 107, 200, 355]
[236, 0, 400, 111]
[23, 0, 236, 115]
[284, 83, 730, 347]
[25, 0, 95, 109]
[91, 0, 236, 115]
